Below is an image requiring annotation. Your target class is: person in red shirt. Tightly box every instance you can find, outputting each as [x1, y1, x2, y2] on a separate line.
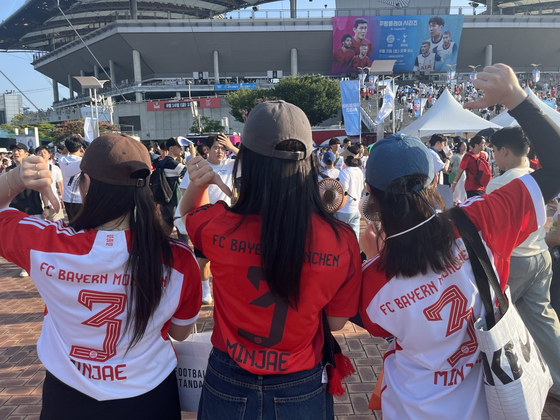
[181, 100, 362, 419]
[350, 18, 372, 57]
[348, 43, 372, 73]
[451, 135, 492, 197]
[332, 33, 355, 73]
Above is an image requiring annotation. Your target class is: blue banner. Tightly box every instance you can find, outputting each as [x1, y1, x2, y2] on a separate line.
[332, 15, 464, 73]
[215, 83, 258, 91]
[340, 80, 361, 136]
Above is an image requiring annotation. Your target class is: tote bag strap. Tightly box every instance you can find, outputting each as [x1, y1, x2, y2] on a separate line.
[448, 207, 509, 329]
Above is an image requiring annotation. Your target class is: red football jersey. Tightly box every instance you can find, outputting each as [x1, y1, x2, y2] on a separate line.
[459, 152, 488, 191]
[0, 208, 202, 401]
[186, 202, 362, 374]
[350, 38, 373, 57]
[332, 48, 355, 73]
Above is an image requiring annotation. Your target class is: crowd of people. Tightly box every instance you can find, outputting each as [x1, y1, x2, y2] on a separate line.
[0, 64, 560, 419]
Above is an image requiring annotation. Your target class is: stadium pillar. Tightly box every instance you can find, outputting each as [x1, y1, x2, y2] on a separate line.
[132, 50, 142, 102]
[52, 79, 59, 103]
[484, 44, 493, 67]
[94, 65, 99, 80]
[129, 0, 137, 19]
[290, 0, 297, 18]
[68, 74, 74, 99]
[80, 70, 86, 95]
[109, 60, 116, 88]
[213, 50, 220, 84]
[290, 48, 298, 76]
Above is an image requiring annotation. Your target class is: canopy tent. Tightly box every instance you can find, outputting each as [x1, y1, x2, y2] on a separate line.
[399, 89, 501, 138]
[490, 87, 560, 128]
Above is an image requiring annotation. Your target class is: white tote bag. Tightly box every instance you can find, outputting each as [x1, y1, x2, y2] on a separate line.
[172, 330, 213, 412]
[474, 287, 552, 420]
[452, 208, 552, 420]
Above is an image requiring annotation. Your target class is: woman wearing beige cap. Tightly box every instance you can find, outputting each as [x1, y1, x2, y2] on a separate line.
[181, 100, 362, 419]
[0, 133, 202, 419]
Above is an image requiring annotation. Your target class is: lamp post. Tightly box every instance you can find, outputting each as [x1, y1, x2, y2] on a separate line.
[357, 67, 368, 143]
[73, 76, 110, 140]
[467, 65, 480, 85]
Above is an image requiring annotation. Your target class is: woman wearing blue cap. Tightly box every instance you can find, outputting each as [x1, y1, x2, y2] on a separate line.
[359, 64, 560, 418]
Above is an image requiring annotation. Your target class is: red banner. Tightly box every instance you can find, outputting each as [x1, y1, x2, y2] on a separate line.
[147, 97, 221, 111]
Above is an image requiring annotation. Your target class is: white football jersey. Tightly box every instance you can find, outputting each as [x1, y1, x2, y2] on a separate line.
[0, 209, 202, 401]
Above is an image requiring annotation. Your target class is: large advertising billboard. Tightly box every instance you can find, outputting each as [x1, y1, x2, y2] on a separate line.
[332, 15, 464, 74]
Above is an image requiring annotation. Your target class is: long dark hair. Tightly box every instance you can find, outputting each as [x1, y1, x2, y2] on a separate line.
[71, 176, 174, 348]
[230, 142, 346, 308]
[368, 174, 457, 279]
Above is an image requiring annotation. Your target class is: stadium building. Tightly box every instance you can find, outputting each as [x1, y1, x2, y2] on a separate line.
[1, 0, 560, 140]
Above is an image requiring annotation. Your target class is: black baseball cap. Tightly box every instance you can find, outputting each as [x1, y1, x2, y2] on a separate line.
[9, 143, 29, 152]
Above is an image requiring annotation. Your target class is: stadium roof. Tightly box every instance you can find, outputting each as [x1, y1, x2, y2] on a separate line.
[477, 0, 560, 15]
[0, 0, 277, 51]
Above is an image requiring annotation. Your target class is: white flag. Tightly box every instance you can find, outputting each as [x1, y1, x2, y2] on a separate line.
[375, 86, 395, 125]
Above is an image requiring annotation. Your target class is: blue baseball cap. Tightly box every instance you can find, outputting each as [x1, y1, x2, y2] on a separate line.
[322, 151, 336, 164]
[366, 133, 434, 192]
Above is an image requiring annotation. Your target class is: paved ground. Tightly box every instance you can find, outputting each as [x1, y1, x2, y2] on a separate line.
[1, 254, 560, 420]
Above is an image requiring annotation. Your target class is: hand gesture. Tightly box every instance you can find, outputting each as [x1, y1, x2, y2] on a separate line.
[18, 156, 60, 212]
[216, 133, 235, 152]
[463, 64, 527, 111]
[187, 156, 232, 197]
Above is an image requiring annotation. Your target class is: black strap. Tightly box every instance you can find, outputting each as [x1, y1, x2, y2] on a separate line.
[448, 207, 508, 329]
[322, 310, 341, 367]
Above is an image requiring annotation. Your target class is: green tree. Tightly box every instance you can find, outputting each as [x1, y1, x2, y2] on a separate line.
[51, 120, 117, 143]
[226, 76, 340, 126]
[271, 75, 341, 126]
[190, 116, 225, 134]
[226, 88, 273, 123]
[1, 113, 55, 141]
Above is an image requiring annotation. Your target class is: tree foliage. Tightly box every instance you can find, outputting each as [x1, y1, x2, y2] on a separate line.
[190, 116, 225, 134]
[226, 75, 340, 126]
[51, 120, 117, 143]
[1, 113, 55, 141]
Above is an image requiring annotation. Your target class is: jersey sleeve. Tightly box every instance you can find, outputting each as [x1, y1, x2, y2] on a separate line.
[170, 243, 202, 325]
[185, 202, 227, 254]
[324, 231, 362, 318]
[459, 175, 544, 265]
[0, 208, 33, 271]
[359, 257, 392, 337]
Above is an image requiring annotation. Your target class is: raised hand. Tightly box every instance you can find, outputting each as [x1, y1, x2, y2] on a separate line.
[463, 64, 527, 111]
[187, 156, 232, 197]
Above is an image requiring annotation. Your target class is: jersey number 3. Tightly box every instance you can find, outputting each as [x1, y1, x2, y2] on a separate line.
[69, 290, 126, 362]
[423, 285, 478, 367]
[238, 266, 289, 348]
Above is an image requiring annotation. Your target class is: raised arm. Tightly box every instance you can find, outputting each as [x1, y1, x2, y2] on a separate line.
[464, 64, 560, 202]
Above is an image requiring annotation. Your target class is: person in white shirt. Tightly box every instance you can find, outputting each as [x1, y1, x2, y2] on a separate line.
[486, 126, 560, 395]
[318, 151, 340, 181]
[179, 133, 238, 305]
[428, 134, 450, 184]
[58, 136, 85, 221]
[334, 145, 364, 238]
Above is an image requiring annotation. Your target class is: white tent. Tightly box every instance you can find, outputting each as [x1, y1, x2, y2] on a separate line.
[490, 87, 560, 128]
[399, 89, 501, 138]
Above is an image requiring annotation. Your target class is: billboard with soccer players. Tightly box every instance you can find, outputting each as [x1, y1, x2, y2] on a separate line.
[332, 15, 464, 74]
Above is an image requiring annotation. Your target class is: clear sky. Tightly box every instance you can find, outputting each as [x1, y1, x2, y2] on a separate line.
[0, 0, 481, 112]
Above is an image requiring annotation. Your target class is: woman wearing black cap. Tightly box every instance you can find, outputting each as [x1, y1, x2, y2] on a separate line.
[359, 64, 560, 418]
[181, 100, 362, 419]
[0, 133, 202, 419]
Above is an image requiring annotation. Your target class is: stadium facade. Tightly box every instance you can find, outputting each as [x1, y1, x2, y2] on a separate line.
[1, 0, 560, 140]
